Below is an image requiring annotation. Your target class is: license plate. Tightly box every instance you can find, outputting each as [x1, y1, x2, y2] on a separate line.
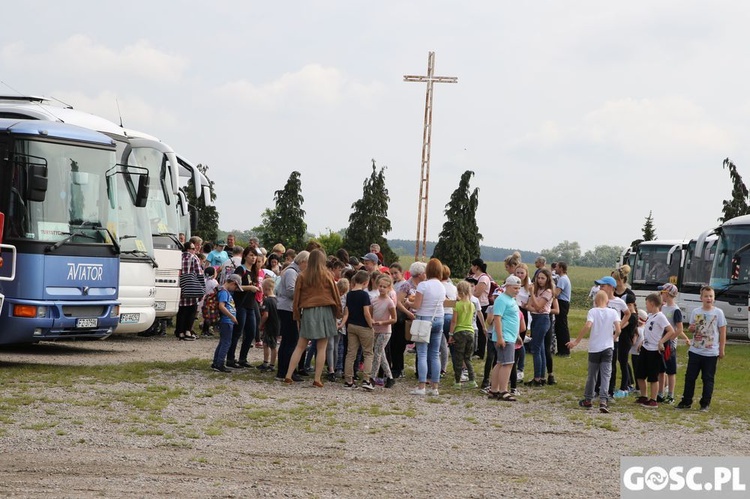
[76, 318, 98, 328]
[154, 301, 166, 311]
[119, 313, 140, 324]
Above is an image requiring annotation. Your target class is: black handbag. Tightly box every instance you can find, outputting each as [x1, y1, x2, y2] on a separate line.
[180, 272, 206, 299]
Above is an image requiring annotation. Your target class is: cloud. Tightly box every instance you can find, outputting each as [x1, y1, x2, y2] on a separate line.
[215, 63, 384, 111]
[1, 35, 188, 84]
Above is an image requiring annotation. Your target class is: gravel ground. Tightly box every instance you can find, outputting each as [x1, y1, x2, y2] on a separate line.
[0, 334, 748, 498]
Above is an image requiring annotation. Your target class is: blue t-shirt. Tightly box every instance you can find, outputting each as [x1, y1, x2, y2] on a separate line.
[492, 292, 520, 343]
[556, 275, 572, 302]
[218, 288, 236, 324]
[207, 249, 229, 267]
[688, 307, 726, 357]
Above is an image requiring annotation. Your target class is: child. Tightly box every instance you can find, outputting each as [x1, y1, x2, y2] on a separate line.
[488, 275, 523, 401]
[567, 291, 621, 413]
[634, 293, 675, 408]
[449, 281, 477, 389]
[630, 309, 647, 394]
[657, 283, 689, 404]
[201, 267, 220, 337]
[342, 270, 374, 390]
[333, 278, 350, 379]
[677, 286, 727, 411]
[257, 278, 280, 373]
[211, 274, 242, 372]
[371, 275, 397, 388]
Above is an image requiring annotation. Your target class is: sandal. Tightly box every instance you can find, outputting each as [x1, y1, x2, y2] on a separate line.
[486, 390, 501, 399]
[499, 391, 517, 402]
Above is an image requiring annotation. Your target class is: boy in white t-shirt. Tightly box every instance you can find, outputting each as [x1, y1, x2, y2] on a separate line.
[568, 291, 621, 413]
[635, 293, 675, 408]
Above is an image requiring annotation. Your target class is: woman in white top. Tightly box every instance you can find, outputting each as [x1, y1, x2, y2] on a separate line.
[441, 265, 458, 375]
[410, 258, 446, 396]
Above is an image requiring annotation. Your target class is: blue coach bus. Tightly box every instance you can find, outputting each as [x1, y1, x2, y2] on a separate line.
[0, 119, 122, 344]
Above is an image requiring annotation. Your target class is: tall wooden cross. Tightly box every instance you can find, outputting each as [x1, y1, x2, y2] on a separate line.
[404, 52, 457, 261]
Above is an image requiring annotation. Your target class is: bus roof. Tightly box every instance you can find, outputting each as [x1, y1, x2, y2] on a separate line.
[637, 239, 688, 247]
[721, 214, 750, 227]
[0, 118, 116, 147]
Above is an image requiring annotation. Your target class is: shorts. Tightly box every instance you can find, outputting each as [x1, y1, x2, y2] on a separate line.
[495, 341, 516, 365]
[635, 349, 665, 383]
[664, 348, 677, 375]
[262, 329, 278, 349]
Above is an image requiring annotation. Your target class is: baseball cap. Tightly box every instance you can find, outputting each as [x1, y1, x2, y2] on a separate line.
[215, 240, 226, 246]
[594, 276, 617, 287]
[225, 274, 243, 288]
[505, 275, 522, 287]
[658, 283, 678, 297]
[637, 309, 648, 322]
[361, 252, 379, 263]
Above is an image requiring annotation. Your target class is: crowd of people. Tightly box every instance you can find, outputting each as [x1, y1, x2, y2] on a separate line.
[176, 235, 726, 412]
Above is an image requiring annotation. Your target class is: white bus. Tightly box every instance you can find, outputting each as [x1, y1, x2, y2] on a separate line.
[677, 234, 717, 321]
[630, 239, 688, 311]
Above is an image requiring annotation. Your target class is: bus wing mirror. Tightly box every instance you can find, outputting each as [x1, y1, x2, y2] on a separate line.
[135, 174, 150, 208]
[190, 206, 198, 232]
[27, 164, 48, 202]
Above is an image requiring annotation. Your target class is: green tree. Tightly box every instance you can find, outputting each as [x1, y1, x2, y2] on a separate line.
[642, 210, 656, 241]
[433, 170, 482, 274]
[579, 245, 626, 267]
[185, 163, 219, 242]
[343, 160, 397, 264]
[259, 171, 307, 250]
[317, 229, 344, 257]
[541, 240, 581, 265]
[720, 158, 750, 222]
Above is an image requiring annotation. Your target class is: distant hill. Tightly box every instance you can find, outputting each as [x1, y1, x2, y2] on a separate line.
[387, 239, 538, 263]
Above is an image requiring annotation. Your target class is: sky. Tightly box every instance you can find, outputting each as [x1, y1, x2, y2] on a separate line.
[2, 1, 750, 253]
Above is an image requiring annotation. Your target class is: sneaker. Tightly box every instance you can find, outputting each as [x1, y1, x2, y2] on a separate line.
[238, 361, 252, 368]
[699, 405, 710, 412]
[373, 378, 385, 387]
[453, 382, 463, 389]
[327, 372, 337, 382]
[547, 374, 556, 385]
[676, 401, 691, 409]
[465, 381, 478, 389]
[664, 395, 675, 405]
[516, 370, 524, 382]
[460, 370, 469, 382]
[384, 378, 395, 389]
[635, 396, 648, 405]
[297, 370, 310, 377]
[256, 363, 269, 370]
[480, 386, 491, 395]
[291, 373, 303, 382]
[643, 399, 658, 408]
[211, 364, 231, 373]
[225, 361, 241, 369]
[360, 380, 375, 391]
[579, 399, 592, 409]
[599, 402, 610, 414]
[440, 370, 446, 379]
[510, 388, 521, 396]
[343, 381, 356, 390]
[613, 390, 629, 399]
[656, 395, 665, 403]
[410, 387, 426, 396]
[430, 388, 439, 396]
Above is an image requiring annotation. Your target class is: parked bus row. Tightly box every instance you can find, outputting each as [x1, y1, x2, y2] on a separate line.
[622, 219, 749, 340]
[0, 95, 211, 345]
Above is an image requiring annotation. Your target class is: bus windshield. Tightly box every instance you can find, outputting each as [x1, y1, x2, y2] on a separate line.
[710, 225, 750, 293]
[10, 139, 117, 244]
[633, 244, 681, 284]
[112, 171, 154, 255]
[127, 147, 180, 239]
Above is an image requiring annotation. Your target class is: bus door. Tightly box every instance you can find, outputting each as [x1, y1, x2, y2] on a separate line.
[0, 211, 18, 314]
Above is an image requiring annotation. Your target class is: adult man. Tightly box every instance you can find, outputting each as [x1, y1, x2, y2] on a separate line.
[248, 237, 260, 252]
[370, 243, 385, 265]
[533, 256, 546, 279]
[554, 261, 572, 356]
[225, 233, 236, 254]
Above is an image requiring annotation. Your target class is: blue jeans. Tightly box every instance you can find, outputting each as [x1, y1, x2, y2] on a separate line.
[213, 322, 234, 367]
[415, 316, 443, 384]
[530, 313, 550, 379]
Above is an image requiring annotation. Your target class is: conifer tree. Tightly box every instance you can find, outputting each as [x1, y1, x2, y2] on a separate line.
[433, 171, 482, 275]
[720, 158, 750, 222]
[260, 171, 307, 250]
[343, 160, 397, 263]
[185, 163, 219, 242]
[642, 211, 656, 241]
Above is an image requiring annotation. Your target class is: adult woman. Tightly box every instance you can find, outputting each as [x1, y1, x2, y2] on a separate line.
[176, 241, 204, 341]
[469, 258, 492, 360]
[394, 262, 426, 377]
[525, 268, 554, 386]
[275, 251, 309, 381]
[285, 249, 342, 387]
[227, 247, 261, 368]
[410, 258, 446, 396]
[612, 264, 637, 396]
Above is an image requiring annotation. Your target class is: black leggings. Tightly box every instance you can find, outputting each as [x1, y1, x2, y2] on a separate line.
[389, 319, 407, 376]
[175, 304, 197, 337]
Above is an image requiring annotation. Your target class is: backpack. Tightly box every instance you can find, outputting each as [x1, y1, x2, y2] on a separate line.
[218, 259, 238, 285]
[483, 273, 500, 305]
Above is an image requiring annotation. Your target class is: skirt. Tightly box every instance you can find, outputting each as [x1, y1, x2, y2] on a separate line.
[299, 306, 338, 340]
